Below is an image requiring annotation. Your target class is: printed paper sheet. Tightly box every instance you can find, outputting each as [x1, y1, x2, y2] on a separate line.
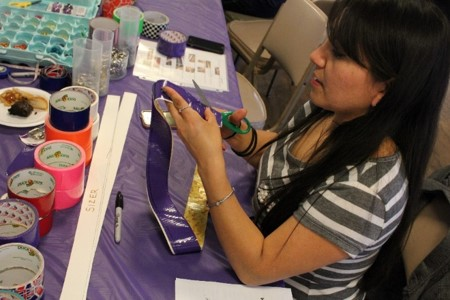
[133, 39, 229, 92]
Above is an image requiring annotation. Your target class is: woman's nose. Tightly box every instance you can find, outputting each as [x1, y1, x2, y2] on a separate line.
[310, 42, 327, 68]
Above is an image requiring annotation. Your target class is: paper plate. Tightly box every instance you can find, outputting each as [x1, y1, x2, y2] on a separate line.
[0, 87, 50, 128]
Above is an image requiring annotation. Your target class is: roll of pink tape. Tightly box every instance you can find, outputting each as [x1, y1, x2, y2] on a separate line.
[34, 140, 86, 210]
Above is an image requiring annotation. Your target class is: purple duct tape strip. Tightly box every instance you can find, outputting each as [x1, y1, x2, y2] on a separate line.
[157, 30, 187, 58]
[0, 199, 40, 247]
[146, 80, 201, 255]
[153, 80, 223, 126]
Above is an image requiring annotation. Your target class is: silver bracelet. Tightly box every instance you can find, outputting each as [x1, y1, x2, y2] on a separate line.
[207, 188, 235, 208]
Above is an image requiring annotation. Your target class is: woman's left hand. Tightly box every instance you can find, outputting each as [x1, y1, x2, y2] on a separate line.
[164, 86, 225, 169]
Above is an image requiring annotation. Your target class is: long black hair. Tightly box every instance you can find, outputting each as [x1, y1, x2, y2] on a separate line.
[255, 0, 450, 290]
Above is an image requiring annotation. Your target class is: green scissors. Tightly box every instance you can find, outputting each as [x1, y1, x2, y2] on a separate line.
[193, 80, 251, 134]
[9, 0, 41, 8]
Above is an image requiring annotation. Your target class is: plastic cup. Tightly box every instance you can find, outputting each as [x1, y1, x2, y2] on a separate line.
[72, 38, 103, 95]
[117, 6, 141, 68]
[92, 28, 114, 96]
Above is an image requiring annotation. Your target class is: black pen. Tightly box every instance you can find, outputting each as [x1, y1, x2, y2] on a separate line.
[114, 191, 123, 244]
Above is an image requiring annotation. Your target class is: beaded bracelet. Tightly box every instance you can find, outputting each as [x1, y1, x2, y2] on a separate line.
[232, 127, 257, 157]
[207, 187, 235, 208]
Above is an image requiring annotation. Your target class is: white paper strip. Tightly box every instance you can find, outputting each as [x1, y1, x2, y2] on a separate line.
[175, 278, 293, 300]
[60, 93, 137, 299]
[94, 92, 137, 247]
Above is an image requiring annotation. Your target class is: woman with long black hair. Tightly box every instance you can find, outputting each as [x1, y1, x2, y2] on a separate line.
[164, 0, 450, 298]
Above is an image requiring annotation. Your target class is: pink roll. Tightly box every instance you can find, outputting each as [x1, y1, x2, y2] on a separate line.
[34, 140, 86, 210]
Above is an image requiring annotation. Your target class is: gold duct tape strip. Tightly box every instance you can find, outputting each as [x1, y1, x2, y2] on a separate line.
[184, 167, 209, 248]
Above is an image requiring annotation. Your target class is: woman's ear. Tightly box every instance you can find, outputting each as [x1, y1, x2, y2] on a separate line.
[371, 81, 388, 107]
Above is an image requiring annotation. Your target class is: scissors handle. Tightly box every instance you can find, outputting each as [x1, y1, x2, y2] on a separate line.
[221, 111, 252, 134]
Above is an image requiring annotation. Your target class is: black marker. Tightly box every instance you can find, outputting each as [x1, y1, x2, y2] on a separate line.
[114, 191, 123, 244]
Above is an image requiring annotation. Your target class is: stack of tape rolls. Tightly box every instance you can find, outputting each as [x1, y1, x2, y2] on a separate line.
[46, 90, 93, 164]
[0, 199, 40, 247]
[7, 168, 56, 237]
[157, 30, 187, 58]
[142, 11, 169, 40]
[61, 86, 100, 141]
[0, 243, 45, 299]
[34, 140, 86, 210]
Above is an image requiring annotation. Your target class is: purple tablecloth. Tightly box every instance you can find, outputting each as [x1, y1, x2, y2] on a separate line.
[0, 0, 258, 298]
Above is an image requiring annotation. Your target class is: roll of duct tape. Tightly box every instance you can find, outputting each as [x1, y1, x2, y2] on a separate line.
[44, 116, 93, 165]
[113, 5, 144, 34]
[39, 64, 70, 91]
[157, 30, 187, 58]
[0, 199, 40, 247]
[34, 140, 86, 210]
[49, 90, 91, 132]
[142, 11, 169, 40]
[61, 85, 99, 123]
[7, 168, 56, 237]
[0, 243, 45, 299]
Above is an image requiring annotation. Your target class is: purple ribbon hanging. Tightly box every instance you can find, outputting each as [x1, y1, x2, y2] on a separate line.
[145, 80, 202, 255]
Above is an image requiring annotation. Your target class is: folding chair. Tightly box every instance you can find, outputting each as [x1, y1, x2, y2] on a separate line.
[236, 72, 267, 129]
[229, 0, 328, 131]
[228, 0, 333, 95]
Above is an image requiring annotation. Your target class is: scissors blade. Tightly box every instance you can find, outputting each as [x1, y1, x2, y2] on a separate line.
[192, 80, 212, 107]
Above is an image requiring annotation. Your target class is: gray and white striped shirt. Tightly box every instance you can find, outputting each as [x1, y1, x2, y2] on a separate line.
[253, 102, 408, 299]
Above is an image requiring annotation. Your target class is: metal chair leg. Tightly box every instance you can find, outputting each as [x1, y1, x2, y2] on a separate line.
[265, 69, 278, 97]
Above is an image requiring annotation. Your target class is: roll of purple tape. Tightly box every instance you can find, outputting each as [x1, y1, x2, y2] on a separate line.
[39, 64, 70, 91]
[157, 30, 187, 58]
[0, 199, 40, 247]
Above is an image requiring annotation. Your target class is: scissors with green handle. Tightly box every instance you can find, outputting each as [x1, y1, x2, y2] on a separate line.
[192, 80, 251, 134]
[9, 0, 41, 8]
